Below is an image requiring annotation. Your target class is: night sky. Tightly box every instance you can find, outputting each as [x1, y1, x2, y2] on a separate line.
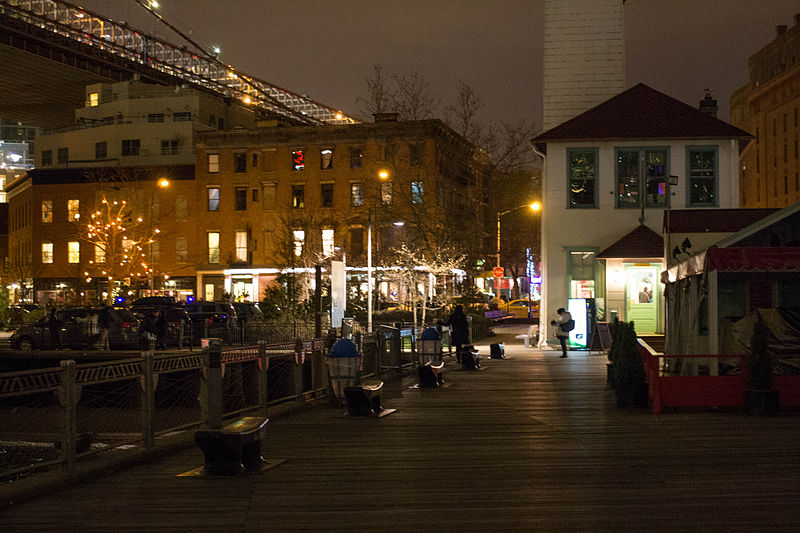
[79, 0, 799, 129]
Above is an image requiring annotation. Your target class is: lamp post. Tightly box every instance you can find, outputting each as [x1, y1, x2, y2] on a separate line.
[367, 169, 392, 333]
[496, 202, 540, 268]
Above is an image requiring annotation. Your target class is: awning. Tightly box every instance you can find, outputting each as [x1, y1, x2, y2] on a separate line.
[666, 247, 800, 282]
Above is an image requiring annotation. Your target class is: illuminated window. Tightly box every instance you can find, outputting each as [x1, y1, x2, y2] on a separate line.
[95, 141, 107, 159]
[42, 242, 54, 264]
[320, 148, 334, 170]
[208, 232, 220, 263]
[351, 182, 363, 207]
[95, 244, 106, 264]
[322, 228, 335, 257]
[292, 149, 305, 171]
[88, 92, 99, 106]
[41, 201, 53, 224]
[292, 185, 305, 208]
[615, 148, 668, 208]
[411, 181, 423, 204]
[68, 199, 79, 222]
[350, 148, 363, 168]
[207, 153, 219, 173]
[68, 241, 80, 264]
[567, 148, 598, 208]
[381, 182, 393, 205]
[293, 229, 305, 257]
[208, 187, 220, 211]
[235, 231, 248, 262]
[321, 183, 334, 207]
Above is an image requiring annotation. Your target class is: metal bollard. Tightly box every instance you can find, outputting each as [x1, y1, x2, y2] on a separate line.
[202, 338, 223, 430]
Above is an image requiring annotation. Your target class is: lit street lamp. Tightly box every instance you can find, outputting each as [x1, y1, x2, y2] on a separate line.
[496, 201, 540, 269]
[367, 169, 393, 333]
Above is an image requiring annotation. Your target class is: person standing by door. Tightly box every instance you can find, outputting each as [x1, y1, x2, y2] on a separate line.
[551, 307, 573, 358]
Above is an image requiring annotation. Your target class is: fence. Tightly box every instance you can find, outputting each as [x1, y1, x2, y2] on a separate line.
[0, 321, 453, 482]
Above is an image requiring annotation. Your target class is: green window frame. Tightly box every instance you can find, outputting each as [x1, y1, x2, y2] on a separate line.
[686, 146, 718, 207]
[567, 148, 598, 208]
[615, 147, 669, 208]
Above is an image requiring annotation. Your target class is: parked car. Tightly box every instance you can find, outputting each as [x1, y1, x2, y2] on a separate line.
[129, 297, 191, 346]
[185, 302, 237, 325]
[10, 306, 140, 350]
[503, 299, 540, 318]
[232, 302, 265, 323]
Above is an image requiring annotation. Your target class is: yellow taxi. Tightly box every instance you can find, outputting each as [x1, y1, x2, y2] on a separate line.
[503, 299, 540, 318]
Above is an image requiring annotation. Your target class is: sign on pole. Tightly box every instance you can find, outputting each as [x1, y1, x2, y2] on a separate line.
[493, 266, 504, 278]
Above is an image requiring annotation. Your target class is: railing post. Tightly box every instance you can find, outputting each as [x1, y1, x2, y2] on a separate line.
[258, 341, 269, 416]
[202, 338, 223, 430]
[178, 320, 185, 349]
[141, 351, 155, 448]
[58, 360, 78, 472]
[294, 338, 304, 402]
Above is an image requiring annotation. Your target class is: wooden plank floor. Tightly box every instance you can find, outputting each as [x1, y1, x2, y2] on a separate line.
[3, 325, 800, 531]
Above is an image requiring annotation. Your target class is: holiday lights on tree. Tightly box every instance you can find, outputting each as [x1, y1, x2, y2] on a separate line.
[81, 194, 159, 304]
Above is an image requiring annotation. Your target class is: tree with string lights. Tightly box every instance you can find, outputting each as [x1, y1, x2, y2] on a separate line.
[81, 194, 159, 305]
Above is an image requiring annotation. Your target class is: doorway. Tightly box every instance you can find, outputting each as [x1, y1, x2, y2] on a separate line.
[625, 264, 660, 333]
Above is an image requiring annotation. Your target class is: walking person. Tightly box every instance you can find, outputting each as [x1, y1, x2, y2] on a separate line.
[551, 307, 573, 358]
[48, 306, 62, 350]
[97, 305, 111, 351]
[447, 304, 470, 364]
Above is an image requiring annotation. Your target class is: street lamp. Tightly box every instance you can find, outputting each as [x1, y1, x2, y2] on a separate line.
[496, 202, 540, 268]
[367, 170, 392, 333]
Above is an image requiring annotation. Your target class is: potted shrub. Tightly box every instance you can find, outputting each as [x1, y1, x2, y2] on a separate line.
[610, 320, 648, 407]
[744, 317, 779, 415]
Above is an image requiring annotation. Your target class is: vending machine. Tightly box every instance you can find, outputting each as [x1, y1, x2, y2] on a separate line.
[567, 298, 596, 350]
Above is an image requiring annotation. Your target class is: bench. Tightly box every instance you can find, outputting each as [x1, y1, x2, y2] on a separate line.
[515, 326, 540, 348]
[418, 361, 445, 388]
[194, 416, 268, 475]
[485, 309, 509, 322]
[344, 381, 386, 416]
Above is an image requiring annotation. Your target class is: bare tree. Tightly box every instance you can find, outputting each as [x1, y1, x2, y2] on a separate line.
[392, 71, 439, 120]
[357, 65, 395, 117]
[443, 81, 484, 145]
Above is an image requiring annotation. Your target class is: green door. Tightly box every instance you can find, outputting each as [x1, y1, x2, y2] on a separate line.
[625, 264, 659, 333]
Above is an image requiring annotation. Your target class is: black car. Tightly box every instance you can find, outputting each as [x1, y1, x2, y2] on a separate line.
[129, 297, 191, 346]
[232, 302, 265, 323]
[185, 302, 237, 325]
[10, 306, 139, 350]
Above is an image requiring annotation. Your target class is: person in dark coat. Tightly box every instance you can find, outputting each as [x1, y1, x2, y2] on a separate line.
[155, 309, 169, 349]
[48, 307, 62, 350]
[447, 304, 470, 362]
[97, 306, 111, 350]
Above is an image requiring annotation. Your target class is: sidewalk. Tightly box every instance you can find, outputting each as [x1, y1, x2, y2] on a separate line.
[2, 324, 799, 531]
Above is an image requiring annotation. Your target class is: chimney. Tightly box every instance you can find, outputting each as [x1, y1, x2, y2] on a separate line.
[699, 89, 718, 118]
[373, 112, 399, 123]
[776, 25, 787, 37]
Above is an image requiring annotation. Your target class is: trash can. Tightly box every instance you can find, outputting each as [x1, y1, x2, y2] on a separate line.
[419, 327, 442, 365]
[326, 338, 361, 402]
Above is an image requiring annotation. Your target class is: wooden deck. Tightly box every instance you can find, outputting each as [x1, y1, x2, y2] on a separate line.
[3, 325, 800, 531]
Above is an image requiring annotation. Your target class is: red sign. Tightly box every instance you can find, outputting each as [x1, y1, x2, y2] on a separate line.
[493, 266, 504, 278]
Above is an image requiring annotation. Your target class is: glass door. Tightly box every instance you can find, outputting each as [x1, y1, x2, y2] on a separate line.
[625, 264, 659, 333]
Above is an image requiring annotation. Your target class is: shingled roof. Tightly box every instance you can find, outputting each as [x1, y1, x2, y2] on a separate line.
[598, 224, 664, 259]
[533, 84, 753, 148]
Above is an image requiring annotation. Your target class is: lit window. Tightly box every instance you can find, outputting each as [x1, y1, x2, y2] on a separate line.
[411, 181, 423, 204]
[235, 231, 248, 262]
[88, 92, 99, 107]
[208, 232, 220, 263]
[68, 241, 80, 264]
[95, 244, 106, 264]
[292, 185, 305, 208]
[208, 153, 219, 173]
[208, 188, 220, 211]
[322, 228, 335, 257]
[321, 148, 334, 170]
[615, 148, 668, 208]
[687, 146, 718, 207]
[41, 201, 53, 224]
[567, 148, 598, 208]
[42, 242, 54, 264]
[292, 149, 305, 171]
[381, 182, 393, 205]
[293, 229, 305, 257]
[351, 183, 363, 207]
[68, 199, 79, 222]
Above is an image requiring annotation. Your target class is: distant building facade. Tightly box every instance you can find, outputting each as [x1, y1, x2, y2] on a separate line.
[731, 15, 800, 208]
[542, 0, 625, 131]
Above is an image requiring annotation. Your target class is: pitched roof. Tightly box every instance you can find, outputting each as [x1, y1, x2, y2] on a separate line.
[533, 84, 753, 144]
[663, 208, 780, 234]
[598, 224, 664, 259]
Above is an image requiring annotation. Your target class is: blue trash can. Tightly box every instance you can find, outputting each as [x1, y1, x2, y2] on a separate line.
[419, 327, 442, 365]
[326, 338, 362, 401]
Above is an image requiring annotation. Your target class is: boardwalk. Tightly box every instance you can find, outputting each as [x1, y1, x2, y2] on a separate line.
[3, 324, 800, 531]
